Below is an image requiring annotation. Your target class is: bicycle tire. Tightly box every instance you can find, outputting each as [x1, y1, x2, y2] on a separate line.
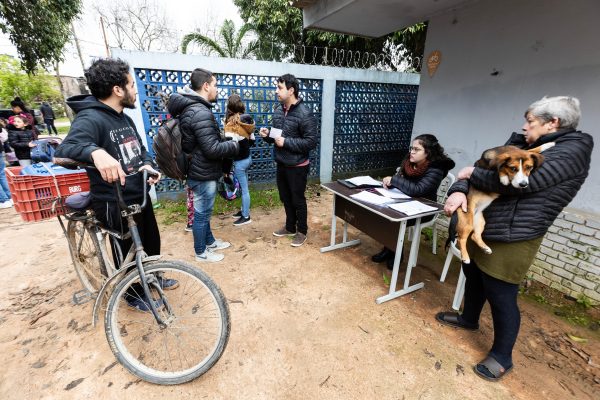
[104, 261, 230, 385]
[67, 219, 109, 293]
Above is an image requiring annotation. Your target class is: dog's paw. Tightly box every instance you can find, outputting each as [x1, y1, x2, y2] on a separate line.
[462, 258, 471, 264]
[483, 247, 492, 254]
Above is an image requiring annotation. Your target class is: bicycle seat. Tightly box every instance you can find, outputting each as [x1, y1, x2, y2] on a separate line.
[65, 191, 92, 211]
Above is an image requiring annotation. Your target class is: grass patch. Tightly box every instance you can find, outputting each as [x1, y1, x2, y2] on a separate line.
[56, 125, 70, 135]
[155, 183, 285, 225]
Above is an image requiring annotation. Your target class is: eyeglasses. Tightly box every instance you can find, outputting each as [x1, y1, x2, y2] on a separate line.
[409, 146, 424, 153]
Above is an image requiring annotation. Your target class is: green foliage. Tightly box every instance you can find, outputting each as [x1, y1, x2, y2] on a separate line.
[233, 0, 427, 69]
[182, 19, 258, 59]
[0, 0, 82, 73]
[577, 294, 593, 310]
[0, 55, 61, 108]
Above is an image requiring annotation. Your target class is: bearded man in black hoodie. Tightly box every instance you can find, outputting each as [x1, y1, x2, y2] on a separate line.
[56, 58, 178, 311]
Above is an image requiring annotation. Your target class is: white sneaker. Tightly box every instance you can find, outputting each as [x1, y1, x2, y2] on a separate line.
[0, 201, 12, 209]
[195, 250, 224, 262]
[207, 239, 231, 250]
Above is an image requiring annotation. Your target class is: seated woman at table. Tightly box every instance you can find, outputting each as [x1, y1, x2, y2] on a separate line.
[371, 133, 455, 269]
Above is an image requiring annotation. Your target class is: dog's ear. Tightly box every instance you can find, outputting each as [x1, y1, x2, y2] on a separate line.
[529, 152, 544, 171]
[489, 152, 512, 170]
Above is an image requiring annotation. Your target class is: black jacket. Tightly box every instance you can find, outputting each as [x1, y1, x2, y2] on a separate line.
[391, 158, 455, 201]
[55, 95, 154, 202]
[8, 128, 35, 160]
[448, 129, 593, 242]
[167, 89, 238, 181]
[40, 103, 55, 120]
[263, 99, 318, 166]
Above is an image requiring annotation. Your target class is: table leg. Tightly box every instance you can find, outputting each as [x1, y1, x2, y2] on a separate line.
[320, 194, 360, 253]
[376, 218, 425, 304]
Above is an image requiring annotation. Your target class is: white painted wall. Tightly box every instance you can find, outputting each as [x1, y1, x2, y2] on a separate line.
[412, 0, 600, 214]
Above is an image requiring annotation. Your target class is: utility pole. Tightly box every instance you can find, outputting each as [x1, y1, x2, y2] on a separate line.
[71, 22, 86, 72]
[100, 16, 111, 57]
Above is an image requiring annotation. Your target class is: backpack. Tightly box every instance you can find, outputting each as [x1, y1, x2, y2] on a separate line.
[217, 173, 240, 201]
[30, 139, 56, 162]
[152, 109, 191, 181]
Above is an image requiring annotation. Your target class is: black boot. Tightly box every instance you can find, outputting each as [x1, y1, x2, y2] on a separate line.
[372, 247, 392, 263]
[386, 251, 402, 270]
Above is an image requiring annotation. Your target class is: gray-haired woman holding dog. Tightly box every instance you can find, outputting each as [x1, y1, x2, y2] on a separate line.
[438, 96, 593, 381]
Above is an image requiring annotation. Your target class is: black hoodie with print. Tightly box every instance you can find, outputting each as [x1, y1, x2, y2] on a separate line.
[55, 95, 154, 202]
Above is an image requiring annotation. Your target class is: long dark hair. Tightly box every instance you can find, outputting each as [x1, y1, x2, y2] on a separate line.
[225, 94, 245, 123]
[413, 133, 451, 163]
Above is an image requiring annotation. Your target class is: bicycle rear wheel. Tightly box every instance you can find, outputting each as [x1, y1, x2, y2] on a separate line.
[104, 261, 230, 385]
[67, 219, 108, 293]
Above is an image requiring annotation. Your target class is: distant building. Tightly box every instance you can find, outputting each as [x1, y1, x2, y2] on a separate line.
[59, 76, 89, 98]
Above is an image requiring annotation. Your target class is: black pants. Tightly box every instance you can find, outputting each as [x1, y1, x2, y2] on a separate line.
[459, 261, 520, 368]
[92, 196, 161, 266]
[44, 119, 57, 135]
[276, 164, 309, 235]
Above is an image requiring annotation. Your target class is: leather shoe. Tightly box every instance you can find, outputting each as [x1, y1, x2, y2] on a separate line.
[386, 251, 402, 270]
[371, 247, 392, 263]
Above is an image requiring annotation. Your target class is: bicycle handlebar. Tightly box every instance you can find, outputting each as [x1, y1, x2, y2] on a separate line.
[53, 157, 157, 213]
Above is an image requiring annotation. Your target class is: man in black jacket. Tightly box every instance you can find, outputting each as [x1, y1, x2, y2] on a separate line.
[56, 58, 177, 311]
[260, 74, 318, 247]
[40, 102, 57, 135]
[167, 68, 239, 262]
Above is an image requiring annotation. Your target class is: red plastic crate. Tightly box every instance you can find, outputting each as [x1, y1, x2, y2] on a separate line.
[5, 166, 90, 222]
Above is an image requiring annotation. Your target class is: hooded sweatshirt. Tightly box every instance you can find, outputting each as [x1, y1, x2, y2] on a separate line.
[55, 95, 154, 202]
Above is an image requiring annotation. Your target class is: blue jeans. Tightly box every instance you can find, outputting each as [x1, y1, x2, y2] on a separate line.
[0, 155, 11, 202]
[188, 179, 217, 255]
[234, 156, 252, 217]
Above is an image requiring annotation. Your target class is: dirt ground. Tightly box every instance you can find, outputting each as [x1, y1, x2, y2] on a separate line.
[1, 191, 599, 399]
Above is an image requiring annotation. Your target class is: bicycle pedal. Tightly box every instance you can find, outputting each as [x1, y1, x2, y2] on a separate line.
[72, 290, 95, 305]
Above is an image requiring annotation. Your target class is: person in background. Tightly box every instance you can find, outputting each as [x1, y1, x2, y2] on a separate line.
[437, 96, 593, 382]
[40, 102, 58, 135]
[0, 118, 13, 209]
[371, 134, 455, 269]
[10, 98, 37, 138]
[259, 74, 318, 247]
[7, 114, 35, 166]
[224, 93, 256, 226]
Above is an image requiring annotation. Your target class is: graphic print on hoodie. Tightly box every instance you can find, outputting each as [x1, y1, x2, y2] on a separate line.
[55, 95, 154, 202]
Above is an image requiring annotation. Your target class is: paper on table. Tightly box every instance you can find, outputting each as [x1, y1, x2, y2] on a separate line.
[388, 201, 438, 216]
[375, 187, 411, 199]
[345, 175, 382, 187]
[350, 191, 395, 206]
[269, 127, 283, 139]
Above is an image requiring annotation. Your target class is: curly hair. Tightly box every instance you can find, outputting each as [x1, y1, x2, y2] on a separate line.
[85, 58, 130, 100]
[225, 93, 245, 123]
[412, 133, 451, 163]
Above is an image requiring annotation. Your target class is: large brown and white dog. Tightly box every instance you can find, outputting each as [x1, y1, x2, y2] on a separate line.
[456, 142, 555, 264]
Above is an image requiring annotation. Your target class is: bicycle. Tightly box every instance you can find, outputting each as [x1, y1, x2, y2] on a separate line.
[55, 159, 231, 385]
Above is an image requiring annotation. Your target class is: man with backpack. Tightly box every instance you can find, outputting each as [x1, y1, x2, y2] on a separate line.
[55, 58, 178, 311]
[167, 68, 239, 262]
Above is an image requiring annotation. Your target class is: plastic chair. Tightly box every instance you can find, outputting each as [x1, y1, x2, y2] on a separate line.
[440, 239, 465, 311]
[407, 172, 456, 254]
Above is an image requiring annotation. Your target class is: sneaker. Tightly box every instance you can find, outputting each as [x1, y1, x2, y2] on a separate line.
[0, 201, 12, 209]
[184, 224, 193, 232]
[195, 250, 224, 262]
[126, 296, 164, 313]
[273, 227, 296, 237]
[156, 275, 179, 290]
[291, 232, 307, 247]
[233, 215, 252, 226]
[207, 239, 231, 250]
[231, 210, 243, 219]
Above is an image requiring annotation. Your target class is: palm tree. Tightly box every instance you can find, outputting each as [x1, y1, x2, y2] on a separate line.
[181, 19, 258, 59]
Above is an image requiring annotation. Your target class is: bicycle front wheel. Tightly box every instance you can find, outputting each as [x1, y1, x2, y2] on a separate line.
[104, 261, 230, 385]
[67, 219, 108, 293]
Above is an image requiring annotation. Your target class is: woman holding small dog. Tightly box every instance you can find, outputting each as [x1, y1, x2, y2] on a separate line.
[438, 96, 593, 382]
[371, 133, 455, 269]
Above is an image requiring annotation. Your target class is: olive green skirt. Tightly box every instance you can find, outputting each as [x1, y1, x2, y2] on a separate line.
[467, 236, 544, 284]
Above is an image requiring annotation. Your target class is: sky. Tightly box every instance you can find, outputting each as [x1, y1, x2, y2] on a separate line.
[0, 0, 244, 76]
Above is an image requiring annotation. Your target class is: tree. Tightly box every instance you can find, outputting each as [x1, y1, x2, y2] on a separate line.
[93, 0, 178, 52]
[0, 0, 82, 73]
[233, 0, 427, 70]
[0, 55, 62, 108]
[181, 19, 258, 59]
